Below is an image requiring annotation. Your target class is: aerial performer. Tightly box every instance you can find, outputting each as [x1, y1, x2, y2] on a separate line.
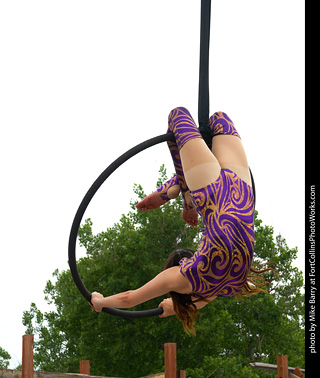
[91, 107, 271, 334]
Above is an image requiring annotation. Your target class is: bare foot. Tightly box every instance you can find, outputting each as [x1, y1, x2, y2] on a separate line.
[182, 207, 199, 226]
[136, 187, 198, 226]
[136, 191, 167, 211]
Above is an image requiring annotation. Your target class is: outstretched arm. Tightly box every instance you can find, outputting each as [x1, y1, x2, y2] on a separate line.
[91, 266, 192, 312]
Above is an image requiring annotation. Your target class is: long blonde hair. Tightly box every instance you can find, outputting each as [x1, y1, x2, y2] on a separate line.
[164, 250, 277, 333]
[236, 262, 278, 299]
[164, 249, 199, 335]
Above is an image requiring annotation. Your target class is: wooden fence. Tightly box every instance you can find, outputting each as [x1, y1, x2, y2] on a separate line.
[250, 355, 305, 378]
[2, 335, 305, 378]
[3, 335, 185, 378]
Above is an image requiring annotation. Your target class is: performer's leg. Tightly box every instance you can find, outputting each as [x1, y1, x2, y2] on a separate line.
[209, 112, 252, 186]
[166, 136, 195, 209]
[166, 112, 199, 226]
[168, 107, 221, 192]
[136, 109, 199, 225]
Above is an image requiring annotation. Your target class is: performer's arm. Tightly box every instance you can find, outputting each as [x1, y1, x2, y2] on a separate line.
[91, 266, 192, 311]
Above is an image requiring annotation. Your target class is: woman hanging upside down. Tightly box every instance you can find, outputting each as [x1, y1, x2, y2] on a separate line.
[91, 107, 273, 334]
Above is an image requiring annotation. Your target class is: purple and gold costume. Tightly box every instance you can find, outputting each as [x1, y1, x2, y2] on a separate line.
[165, 107, 255, 298]
[180, 170, 255, 297]
[157, 110, 200, 211]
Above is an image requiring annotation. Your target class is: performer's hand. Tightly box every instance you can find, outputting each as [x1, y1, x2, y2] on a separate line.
[158, 298, 175, 318]
[182, 207, 199, 226]
[90, 292, 104, 312]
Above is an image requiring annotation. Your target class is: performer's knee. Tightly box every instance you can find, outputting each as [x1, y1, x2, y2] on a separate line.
[167, 107, 201, 149]
[209, 111, 240, 138]
[168, 106, 192, 122]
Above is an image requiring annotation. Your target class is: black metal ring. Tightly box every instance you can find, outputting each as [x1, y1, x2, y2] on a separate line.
[68, 132, 175, 319]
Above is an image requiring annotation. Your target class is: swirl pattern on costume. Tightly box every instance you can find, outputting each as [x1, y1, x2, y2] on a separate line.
[168, 107, 203, 149]
[209, 111, 241, 138]
[179, 169, 255, 297]
[166, 107, 203, 210]
[165, 106, 254, 298]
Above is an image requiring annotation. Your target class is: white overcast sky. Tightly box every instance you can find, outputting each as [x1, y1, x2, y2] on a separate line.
[0, 0, 304, 369]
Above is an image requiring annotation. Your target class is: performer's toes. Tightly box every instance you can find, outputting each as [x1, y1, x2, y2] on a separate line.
[136, 191, 167, 211]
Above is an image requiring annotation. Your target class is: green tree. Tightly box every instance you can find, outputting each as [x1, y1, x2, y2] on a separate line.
[23, 166, 305, 378]
[187, 356, 260, 378]
[0, 347, 11, 369]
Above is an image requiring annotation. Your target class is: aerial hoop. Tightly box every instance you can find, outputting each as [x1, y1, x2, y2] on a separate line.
[68, 132, 175, 319]
[69, 0, 213, 319]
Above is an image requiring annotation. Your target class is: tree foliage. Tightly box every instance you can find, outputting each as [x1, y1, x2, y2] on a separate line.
[0, 347, 11, 369]
[23, 166, 305, 378]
